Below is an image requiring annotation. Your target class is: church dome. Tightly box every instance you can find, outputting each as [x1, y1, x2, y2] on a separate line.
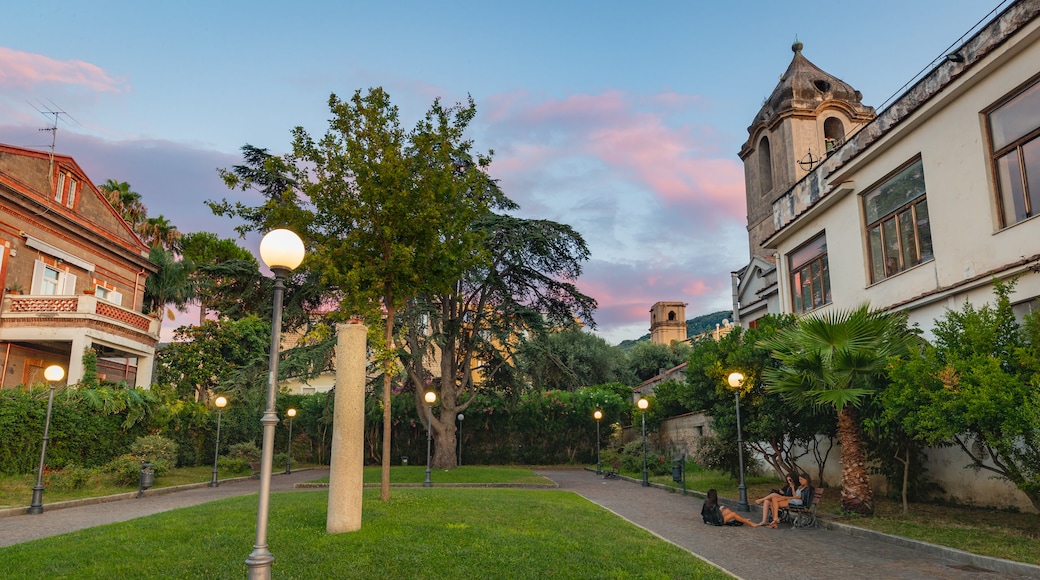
[752, 42, 870, 126]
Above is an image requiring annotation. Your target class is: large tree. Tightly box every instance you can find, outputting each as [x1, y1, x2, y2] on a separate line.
[759, 305, 913, 515]
[179, 232, 262, 324]
[398, 213, 597, 469]
[517, 323, 622, 391]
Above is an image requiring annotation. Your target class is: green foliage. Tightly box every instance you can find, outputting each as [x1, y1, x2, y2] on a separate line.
[624, 340, 692, 385]
[226, 441, 261, 462]
[216, 456, 251, 475]
[885, 281, 1040, 511]
[517, 324, 624, 390]
[79, 347, 100, 389]
[143, 246, 195, 317]
[129, 434, 178, 475]
[104, 455, 149, 487]
[156, 317, 271, 402]
[46, 464, 103, 491]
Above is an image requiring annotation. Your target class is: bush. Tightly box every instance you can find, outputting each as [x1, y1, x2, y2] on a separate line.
[217, 456, 251, 475]
[104, 454, 148, 487]
[227, 441, 261, 462]
[129, 434, 178, 476]
[48, 464, 103, 490]
[613, 440, 671, 476]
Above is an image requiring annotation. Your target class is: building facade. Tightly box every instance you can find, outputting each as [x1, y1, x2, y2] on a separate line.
[0, 144, 159, 388]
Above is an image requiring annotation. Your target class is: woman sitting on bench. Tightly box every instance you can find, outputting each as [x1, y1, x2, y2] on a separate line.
[756, 472, 810, 528]
[701, 489, 760, 527]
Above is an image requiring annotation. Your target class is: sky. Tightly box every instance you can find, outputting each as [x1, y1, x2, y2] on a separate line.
[0, 0, 1009, 344]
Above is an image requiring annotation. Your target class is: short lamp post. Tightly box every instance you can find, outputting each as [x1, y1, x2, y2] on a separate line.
[28, 365, 64, 514]
[424, 391, 437, 487]
[247, 228, 305, 580]
[209, 395, 228, 487]
[637, 398, 649, 487]
[456, 413, 464, 467]
[284, 408, 296, 475]
[727, 372, 750, 512]
[593, 409, 603, 475]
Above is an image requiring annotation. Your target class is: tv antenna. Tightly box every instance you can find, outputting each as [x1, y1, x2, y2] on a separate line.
[27, 100, 79, 190]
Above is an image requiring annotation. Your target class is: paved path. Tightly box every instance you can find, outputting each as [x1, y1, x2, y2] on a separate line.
[536, 469, 1039, 580]
[1, 467, 1036, 580]
[0, 469, 324, 548]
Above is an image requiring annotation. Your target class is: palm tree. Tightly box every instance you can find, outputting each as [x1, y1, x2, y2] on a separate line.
[143, 246, 196, 332]
[758, 304, 912, 515]
[98, 179, 148, 228]
[136, 215, 182, 252]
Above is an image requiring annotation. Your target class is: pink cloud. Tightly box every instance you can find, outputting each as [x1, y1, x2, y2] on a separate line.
[0, 47, 125, 93]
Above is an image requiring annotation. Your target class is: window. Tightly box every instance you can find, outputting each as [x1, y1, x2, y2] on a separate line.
[67, 179, 77, 208]
[824, 118, 845, 152]
[789, 233, 831, 314]
[31, 260, 76, 295]
[759, 136, 773, 195]
[988, 79, 1040, 227]
[863, 159, 934, 283]
[55, 173, 66, 203]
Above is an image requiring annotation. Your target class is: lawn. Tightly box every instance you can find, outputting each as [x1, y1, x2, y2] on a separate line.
[0, 488, 732, 579]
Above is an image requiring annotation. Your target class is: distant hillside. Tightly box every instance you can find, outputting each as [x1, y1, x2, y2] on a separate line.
[617, 310, 733, 349]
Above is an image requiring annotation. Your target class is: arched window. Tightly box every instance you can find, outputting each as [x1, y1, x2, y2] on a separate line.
[758, 136, 773, 195]
[824, 118, 845, 151]
[667, 311, 677, 321]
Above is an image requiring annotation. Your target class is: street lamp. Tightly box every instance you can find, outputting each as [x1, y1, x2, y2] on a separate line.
[28, 365, 64, 514]
[637, 398, 649, 487]
[593, 409, 603, 475]
[728, 371, 750, 512]
[284, 408, 296, 475]
[456, 413, 464, 467]
[209, 396, 228, 487]
[424, 391, 437, 487]
[247, 228, 305, 580]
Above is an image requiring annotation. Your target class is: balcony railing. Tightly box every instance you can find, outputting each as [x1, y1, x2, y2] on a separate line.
[1, 294, 160, 337]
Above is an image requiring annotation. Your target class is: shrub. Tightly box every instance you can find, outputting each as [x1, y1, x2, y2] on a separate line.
[48, 464, 103, 490]
[227, 441, 261, 463]
[105, 454, 148, 487]
[129, 434, 178, 476]
[217, 456, 251, 475]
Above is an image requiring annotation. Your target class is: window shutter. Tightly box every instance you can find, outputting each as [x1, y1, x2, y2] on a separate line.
[31, 260, 46, 294]
[108, 290, 123, 306]
[63, 272, 77, 294]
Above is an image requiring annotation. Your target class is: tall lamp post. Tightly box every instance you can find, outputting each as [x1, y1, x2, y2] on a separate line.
[593, 409, 603, 475]
[424, 391, 437, 487]
[456, 413, 464, 467]
[28, 365, 64, 514]
[284, 408, 296, 475]
[727, 372, 750, 512]
[637, 398, 649, 487]
[209, 395, 228, 487]
[247, 228, 305, 580]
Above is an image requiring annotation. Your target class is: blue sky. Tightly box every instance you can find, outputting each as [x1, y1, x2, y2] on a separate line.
[0, 0, 1006, 343]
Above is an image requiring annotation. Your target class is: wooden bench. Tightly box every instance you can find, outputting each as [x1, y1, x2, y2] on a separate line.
[781, 487, 823, 528]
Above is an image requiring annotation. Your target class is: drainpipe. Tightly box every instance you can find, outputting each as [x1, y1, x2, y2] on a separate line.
[132, 269, 145, 310]
[730, 272, 741, 327]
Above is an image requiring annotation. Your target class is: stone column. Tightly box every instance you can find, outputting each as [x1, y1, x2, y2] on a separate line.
[327, 320, 367, 533]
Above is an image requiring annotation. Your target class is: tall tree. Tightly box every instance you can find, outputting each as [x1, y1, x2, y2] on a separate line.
[136, 214, 182, 252]
[143, 246, 196, 330]
[399, 213, 597, 469]
[625, 340, 693, 385]
[759, 305, 913, 515]
[517, 323, 622, 391]
[289, 89, 506, 500]
[180, 232, 262, 324]
[99, 179, 148, 228]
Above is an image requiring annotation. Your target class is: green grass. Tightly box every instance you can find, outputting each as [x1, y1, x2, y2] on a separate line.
[358, 465, 552, 485]
[0, 488, 731, 579]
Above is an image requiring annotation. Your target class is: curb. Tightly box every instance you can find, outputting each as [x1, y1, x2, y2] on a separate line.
[295, 482, 558, 489]
[582, 468, 1040, 578]
[0, 469, 315, 520]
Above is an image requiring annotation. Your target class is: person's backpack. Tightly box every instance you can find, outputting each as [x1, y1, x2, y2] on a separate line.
[702, 503, 725, 526]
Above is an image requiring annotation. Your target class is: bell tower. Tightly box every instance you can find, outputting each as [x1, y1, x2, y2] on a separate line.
[739, 41, 875, 258]
[649, 301, 687, 345]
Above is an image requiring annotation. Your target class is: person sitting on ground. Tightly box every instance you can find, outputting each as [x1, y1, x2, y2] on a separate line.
[701, 488, 760, 527]
[756, 473, 810, 528]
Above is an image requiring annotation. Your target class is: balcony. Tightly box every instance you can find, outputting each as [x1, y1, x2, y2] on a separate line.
[1, 293, 160, 343]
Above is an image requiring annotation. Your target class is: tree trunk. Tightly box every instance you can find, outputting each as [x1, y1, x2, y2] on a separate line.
[837, 406, 874, 515]
[380, 304, 395, 502]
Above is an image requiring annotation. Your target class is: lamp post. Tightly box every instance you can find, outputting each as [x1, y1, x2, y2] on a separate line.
[424, 391, 437, 487]
[209, 395, 228, 487]
[456, 413, 464, 467]
[28, 365, 64, 514]
[247, 228, 305, 580]
[727, 372, 750, 512]
[637, 398, 649, 487]
[284, 408, 296, 475]
[593, 409, 603, 475]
